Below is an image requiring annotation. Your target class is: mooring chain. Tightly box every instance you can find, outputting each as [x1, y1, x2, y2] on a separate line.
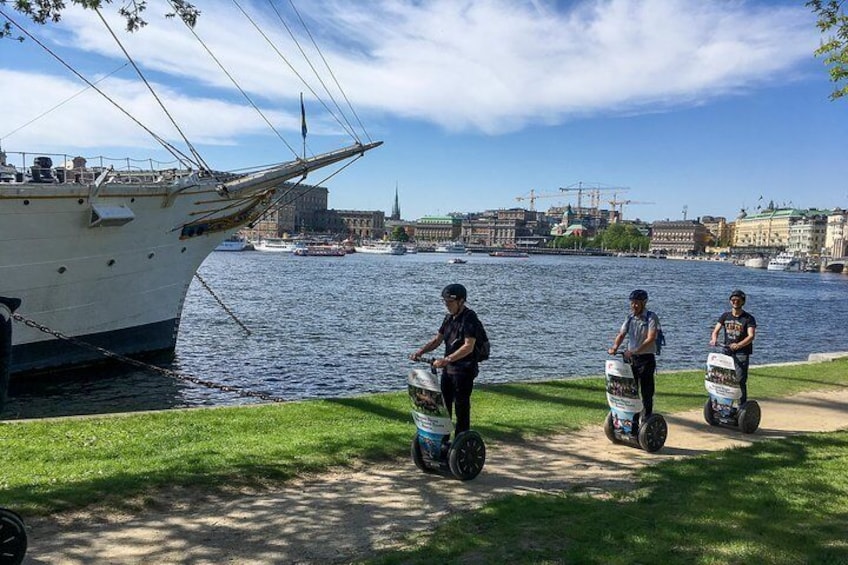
[11, 313, 285, 403]
[193, 272, 252, 335]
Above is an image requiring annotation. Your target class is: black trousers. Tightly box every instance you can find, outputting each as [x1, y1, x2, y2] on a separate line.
[631, 354, 656, 418]
[441, 368, 478, 436]
[732, 352, 750, 405]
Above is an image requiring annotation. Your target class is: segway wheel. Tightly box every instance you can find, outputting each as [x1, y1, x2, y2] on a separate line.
[703, 400, 718, 426]
[448, 430, 486, 481]
[604, 413, 622, 444]
[410, 434, 436, 474]
[737, 400, 761, 434]
[0, 508, 27, 565]
[638, 414, 668, 453]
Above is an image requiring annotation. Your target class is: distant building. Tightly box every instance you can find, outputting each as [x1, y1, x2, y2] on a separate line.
[650, 220, 708, 255]
[249, 182, 328, 238]
[825, 209, 847, 258]
[415, 215, 463, 242]
[459, 209, 552, 246]
[318, 209, 385, 239]
[788, 214, 828, 257]
[733, 207, 831, 256]
[700, 216, 730, 247]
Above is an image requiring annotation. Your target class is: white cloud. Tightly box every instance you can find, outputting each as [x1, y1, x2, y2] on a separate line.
[0, 0, 818, 147]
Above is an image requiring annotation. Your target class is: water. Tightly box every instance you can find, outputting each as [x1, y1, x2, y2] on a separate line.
[5, 252, 847, 419]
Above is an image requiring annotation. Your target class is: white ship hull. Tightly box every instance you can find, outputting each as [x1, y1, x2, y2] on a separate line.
[1, 142, 380, 375]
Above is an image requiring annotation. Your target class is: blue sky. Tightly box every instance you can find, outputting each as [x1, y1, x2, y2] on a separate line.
[0, 0, 845, 223]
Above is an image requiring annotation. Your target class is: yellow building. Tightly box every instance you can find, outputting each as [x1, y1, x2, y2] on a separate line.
[732, 209, 802, 248]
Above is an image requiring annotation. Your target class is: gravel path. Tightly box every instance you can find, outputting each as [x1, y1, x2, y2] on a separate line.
[22, 387, 848, 564]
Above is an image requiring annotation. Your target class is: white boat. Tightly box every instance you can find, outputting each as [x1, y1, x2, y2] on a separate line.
[434, 241, 467, 253]
[354, 242, 406, 255]
[214, 235, 250, 252]
[743, 256, 768, 269]
[767, 252, 802, 272]
[254, 238, 306, 253]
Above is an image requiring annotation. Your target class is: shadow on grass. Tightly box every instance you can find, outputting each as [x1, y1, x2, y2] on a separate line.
[367, 432, 848, 565]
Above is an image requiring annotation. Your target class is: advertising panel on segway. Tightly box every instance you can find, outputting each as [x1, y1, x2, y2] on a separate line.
[704, 349, 761, 434]
[408, 359, 486, 481]
[603, 355, 667, 453]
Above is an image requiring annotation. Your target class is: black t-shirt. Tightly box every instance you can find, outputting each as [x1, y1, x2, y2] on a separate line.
[439, 307, 481, 372]
[717, 310, 757, 354]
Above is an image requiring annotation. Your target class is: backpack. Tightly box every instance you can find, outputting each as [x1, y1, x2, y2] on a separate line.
[474, 320, 490, 362]
[626, 310, 665, 355]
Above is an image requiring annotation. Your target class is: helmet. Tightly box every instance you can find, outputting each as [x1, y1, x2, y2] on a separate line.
[441, 283, 467, 301]
[629, 289, 648, 301]
[729, 289, 746, 303]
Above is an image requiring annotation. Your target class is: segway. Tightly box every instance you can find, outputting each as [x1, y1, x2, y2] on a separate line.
[704, 348, 761, 434]
[408, 359, 486, 481]
[0, 507, 27, 565]
[603, 355, 667, 453]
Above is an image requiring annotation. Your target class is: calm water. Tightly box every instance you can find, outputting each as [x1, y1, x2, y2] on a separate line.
[5, 252, 847, 419]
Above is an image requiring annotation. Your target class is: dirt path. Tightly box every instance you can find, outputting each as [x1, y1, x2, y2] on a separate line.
[23, 388, 848, 564]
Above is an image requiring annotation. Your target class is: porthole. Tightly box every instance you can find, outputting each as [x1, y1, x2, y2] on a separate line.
[107, 259, 116, 266]
[58, 266, 67, 274]
[181, 247, 187, 253]
[23, 200, 30, 206]
[148, 252, 155, 259]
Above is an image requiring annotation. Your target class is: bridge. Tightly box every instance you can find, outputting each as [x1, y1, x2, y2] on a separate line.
[823, 259, 845, 273]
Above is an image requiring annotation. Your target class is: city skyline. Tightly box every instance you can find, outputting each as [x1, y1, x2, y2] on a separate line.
[1, 1, 845, 223]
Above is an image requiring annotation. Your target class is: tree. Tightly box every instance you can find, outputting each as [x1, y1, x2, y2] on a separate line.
[389, 226, 409, 242]
[808, 0, 848, 100]
[1, 0, 199, 39]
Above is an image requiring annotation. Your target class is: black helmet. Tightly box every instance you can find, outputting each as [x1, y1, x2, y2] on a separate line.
[629, 289, 648, 301]
[441, 283, 467, 301]
[729, 289, 746, 303]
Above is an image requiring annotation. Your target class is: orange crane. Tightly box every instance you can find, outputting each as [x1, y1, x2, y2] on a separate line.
[515, 189, 565, 211]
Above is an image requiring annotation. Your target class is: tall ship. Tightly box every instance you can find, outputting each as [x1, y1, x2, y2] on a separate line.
[0, 4, 381, 377]
[1, 143, 379, 375]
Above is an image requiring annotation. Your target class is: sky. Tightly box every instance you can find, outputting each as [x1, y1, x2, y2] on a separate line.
[0, 0, 845, 223]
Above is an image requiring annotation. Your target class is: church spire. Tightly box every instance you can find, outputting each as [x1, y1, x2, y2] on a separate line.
[390, 182, 401, 221]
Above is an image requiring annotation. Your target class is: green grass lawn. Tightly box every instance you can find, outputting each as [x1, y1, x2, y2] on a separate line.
[366, 430, 848, 564]
[1, 359, 847, 516]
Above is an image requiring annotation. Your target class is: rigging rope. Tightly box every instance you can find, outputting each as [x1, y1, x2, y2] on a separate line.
[0, 8, 199, 170]
[167, 0, 302, 162]
[284, 0, 374, 145]
[0, 63, 128, 142]
[94, 8, 211, 172]
[235, 0, 359, 147]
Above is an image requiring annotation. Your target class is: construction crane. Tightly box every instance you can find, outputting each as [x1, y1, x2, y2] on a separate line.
[515, 188, 565, 211]
[609, 199, 655, 219]
[560, 182, 629, 216]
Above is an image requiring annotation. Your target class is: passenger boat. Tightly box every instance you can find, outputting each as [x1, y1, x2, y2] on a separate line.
[354, 242, 407, 255]
[434, 241, 467, 253]
[767, 252, 802, 272]
[0, 7, 381, 376]
[254, 239, 307, 253]
[214, 235, 250, 252]
[293, 245, 346, 257]
[489, 250, 529, 258]
[743, 256, 768, 269]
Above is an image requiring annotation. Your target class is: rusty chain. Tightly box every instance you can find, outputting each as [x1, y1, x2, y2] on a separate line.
[11, 313, 285, 403]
